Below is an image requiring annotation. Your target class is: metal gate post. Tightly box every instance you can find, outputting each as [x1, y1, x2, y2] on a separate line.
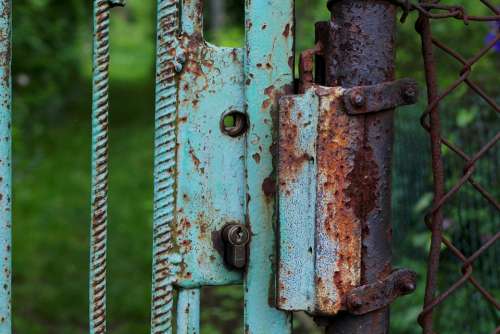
[324, 1, 397, 333]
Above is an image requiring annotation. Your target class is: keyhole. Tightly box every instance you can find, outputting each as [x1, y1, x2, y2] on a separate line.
[221, 111, 248, 137]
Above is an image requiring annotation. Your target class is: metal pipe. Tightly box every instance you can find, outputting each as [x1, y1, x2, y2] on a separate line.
[323, 1, 397, 333]
[0, 0, 11, 332]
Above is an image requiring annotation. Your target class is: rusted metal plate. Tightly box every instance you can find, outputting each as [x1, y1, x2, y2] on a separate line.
[278, 85, 362, 316]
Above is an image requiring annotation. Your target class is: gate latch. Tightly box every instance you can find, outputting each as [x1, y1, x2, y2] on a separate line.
[221, 223, 250, 270]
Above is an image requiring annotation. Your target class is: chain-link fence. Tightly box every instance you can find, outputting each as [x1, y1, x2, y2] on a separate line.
[390, 1, 499, 333]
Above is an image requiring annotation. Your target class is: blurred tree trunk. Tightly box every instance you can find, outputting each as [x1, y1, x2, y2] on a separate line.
[209, 0, 226, 31]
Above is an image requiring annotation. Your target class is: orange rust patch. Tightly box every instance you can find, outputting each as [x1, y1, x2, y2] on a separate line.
[278, 98, 312, 190]
[315, 93, 362, 312]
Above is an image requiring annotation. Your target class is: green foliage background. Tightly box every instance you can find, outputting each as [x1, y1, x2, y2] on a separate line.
[11, 0, 498, 333]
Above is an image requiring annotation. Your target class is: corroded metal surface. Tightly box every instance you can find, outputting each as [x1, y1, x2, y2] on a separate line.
[151, 0, 179, 333]
[346, 269, 416, 315]
[151, 0, 294, 333]
[277, 86, 363, 316]
[0, 0, 10, 332]
[342, 79, 418, 115]
[175, 24, 245, 288]
[321, 1, 397, 333]
[243, 0, 295, 332]
[89, 1, 119, 332]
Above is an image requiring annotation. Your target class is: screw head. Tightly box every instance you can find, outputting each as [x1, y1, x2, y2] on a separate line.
[351, 92, 366, 108]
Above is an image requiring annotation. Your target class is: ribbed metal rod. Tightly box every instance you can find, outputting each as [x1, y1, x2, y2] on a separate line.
[0, 0, 12, 332]
[90, 0, 119, 332]
[150, 1, 179, 333]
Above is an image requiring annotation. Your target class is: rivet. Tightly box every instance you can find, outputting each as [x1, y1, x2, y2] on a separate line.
[351, 92, 366, 108]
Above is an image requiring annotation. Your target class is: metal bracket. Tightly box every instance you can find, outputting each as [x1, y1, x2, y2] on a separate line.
[343, 78, 419, 115]
[277, 82, 418, 316]
[346, 269, 417, 315]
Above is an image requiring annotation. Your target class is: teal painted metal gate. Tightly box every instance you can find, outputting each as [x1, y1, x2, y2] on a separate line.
[1, 0, 498, 333]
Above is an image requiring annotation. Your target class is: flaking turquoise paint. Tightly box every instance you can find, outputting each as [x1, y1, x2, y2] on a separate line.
[277, 90, 319, 313]
[244, 0, 295, 333]
[153, 0, 295, 332]
[0, 0, 11, 332]
[176, 0, 245, 288]
[176, 289, 201, 334]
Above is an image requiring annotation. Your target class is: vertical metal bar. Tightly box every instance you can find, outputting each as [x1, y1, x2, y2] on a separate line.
[417, 12, 446, 334]
[90, 1, 114, 333]
[0, 0, 11, 332]
[150, 0, 179, 333]
[176, 289, 201, 334]
[323, 1, 396, 333]
[243, 0, 294, 333]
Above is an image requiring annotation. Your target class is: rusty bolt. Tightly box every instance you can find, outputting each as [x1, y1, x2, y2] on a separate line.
[398, 280, 416, 294]
[173, 53, 186, 73]
[402, 86, 417, 103]
[348, 295, 363, 310]
[350, 92, 366, 108]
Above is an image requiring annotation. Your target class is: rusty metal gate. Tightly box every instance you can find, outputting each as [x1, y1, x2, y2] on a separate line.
[0, 0, 498, 333]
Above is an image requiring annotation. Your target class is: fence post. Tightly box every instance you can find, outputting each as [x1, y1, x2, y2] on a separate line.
[323, 1, 397, 333]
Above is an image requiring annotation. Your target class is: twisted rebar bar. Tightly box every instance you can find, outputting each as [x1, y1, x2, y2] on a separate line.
[90, 0, 122, 332]
[151, 1, 179, 333]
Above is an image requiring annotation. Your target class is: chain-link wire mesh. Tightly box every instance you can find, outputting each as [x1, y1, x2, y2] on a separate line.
[390, 1, 499, 333]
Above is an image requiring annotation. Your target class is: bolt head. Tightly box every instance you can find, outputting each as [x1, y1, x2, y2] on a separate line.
[174, 62, 184, 73]
[351, 92, 366, 108]
[403, 86, 417, 102]
[398, 279, 417, 294]
[348, 295, 363, 310]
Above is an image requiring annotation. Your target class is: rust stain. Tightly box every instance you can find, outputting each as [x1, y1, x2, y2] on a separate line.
[315, 92, 362, 312]
[188, 146, 201, 170]
[282, 23, 291, 38]
[278, 97, 312, 192]
[345, 143, 378, 222]
[262, 176, 276, 198]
